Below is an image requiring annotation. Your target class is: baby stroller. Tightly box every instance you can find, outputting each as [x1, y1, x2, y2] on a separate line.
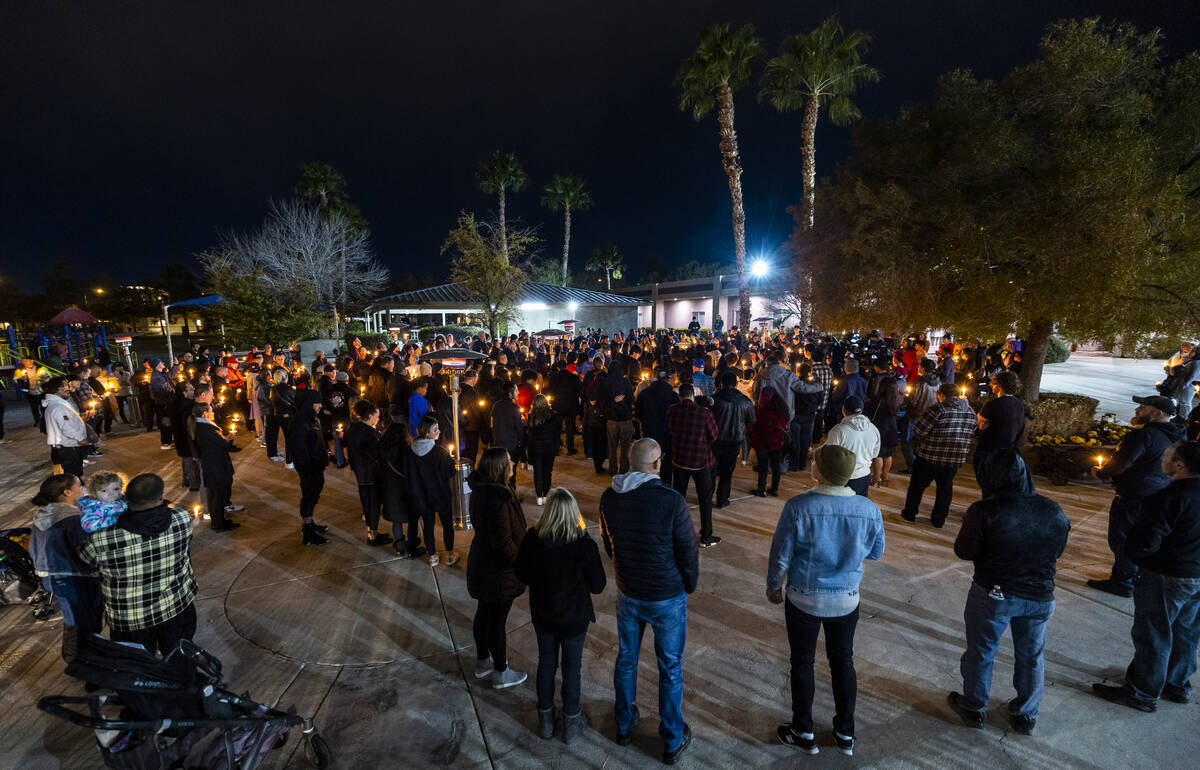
[0, 527, 55, 620]
[38, 634, 332, 769]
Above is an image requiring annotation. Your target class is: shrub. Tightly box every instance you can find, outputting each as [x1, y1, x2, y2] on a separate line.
[343, 331, 391, 351]
[1027, 391, 1098, 439]
[417, 325, 485, 346]
[1044, 336, 1071, 364]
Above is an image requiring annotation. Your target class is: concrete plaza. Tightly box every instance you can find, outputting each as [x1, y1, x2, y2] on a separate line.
[1, 357, 1195, 769]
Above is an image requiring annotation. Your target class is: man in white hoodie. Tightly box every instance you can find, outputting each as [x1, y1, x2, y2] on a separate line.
[824, 396, 881, 497]
[42, 376, 90, 478]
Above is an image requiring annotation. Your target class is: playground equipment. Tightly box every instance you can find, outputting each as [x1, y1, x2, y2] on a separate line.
[2, 306, 110, 367]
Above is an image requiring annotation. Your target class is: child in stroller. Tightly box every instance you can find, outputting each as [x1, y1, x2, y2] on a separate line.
[0, 528, 54, 619]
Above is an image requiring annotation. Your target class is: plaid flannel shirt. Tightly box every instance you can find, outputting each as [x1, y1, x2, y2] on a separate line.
[667, 399, 718, 469]
[913, 398, 977, 467]
[810, 362, 834, 412]
[82, 506, 197, 632]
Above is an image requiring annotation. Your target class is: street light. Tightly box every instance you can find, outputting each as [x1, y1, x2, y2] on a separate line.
[751, 258, 769, 279]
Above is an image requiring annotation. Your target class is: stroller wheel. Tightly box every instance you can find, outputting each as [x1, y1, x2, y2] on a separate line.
[304, 732, 332, 769]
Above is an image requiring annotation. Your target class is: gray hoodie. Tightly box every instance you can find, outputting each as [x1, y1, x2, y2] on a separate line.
[411, 438, 435, 457]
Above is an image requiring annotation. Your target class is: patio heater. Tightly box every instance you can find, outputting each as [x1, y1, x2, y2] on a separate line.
[421, 347, 488, 530]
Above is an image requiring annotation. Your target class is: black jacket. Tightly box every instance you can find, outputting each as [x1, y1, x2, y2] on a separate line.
[194, 421, 234, 486]
[287, 390, 328, 473]
[466, 473, 527, 602]
[459, 383, 485, 432]
[490, 398, 524, 452]
[526, 414, 561, 455]
[171, 396, 196, 458]
[954, 451, 1070, 602]
[402, 439, 454, 512]
[599, 475, 699, 601]
[711, 387, 756, 443]
[1127, 476, 1200, 578]
[347, 421, 381, 485]
[514, 529, 607, 635]
[636, 379, 680, 439]
[270, 382, 296, 420]
[601, 362, 635, 422]
[1097, 420, 1186, 498]
[378, 423, 412, 523]
[547, 370, 583, 416]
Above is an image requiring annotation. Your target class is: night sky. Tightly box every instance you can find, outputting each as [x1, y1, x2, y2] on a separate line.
[2, 1, 1197, 293]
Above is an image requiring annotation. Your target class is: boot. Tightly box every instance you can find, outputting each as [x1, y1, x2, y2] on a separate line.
[302, 522, 328, 546]
[537, 707, 555, 740]
[563, 711, 586, 744]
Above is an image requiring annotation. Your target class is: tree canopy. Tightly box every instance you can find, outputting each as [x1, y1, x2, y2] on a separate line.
[442, 212, 534, 339]
[295, 161, 370, 236]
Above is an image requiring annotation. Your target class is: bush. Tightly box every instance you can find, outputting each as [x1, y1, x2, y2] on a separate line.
[1044, 336, 1071, 364]
[417, 325, 485, 346]
[1027, 391, 1098, 439]
[344, 331, 391, 351]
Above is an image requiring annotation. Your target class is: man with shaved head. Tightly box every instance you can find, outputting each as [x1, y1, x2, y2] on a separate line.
[599, 438, 699, 764]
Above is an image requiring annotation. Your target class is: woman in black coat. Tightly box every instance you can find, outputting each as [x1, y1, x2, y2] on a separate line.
[193, 402, 237, 532]
[170, 382, 200, 491]
[466, 448, 528, 690]
[377, 418, 413, 557]
[347, 399, 392, 546]
[287, 389, 329, 545]
[525, 394, 561, 505]
[514, 488, 606, 742]
[489, 383, 524, 487]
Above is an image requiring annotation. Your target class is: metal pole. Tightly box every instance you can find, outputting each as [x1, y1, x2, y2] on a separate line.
[120, 342, 142, 425]
[162, 304, 173, 361]
[450, 374, 472, 530]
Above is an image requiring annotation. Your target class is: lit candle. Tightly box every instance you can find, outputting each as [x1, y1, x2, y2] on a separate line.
[229, 424, 236, 435]
[478, 399, 486, 407]
[1096, 455, 1105, 468]
[192, 504, 201, 520]
[960, 386, 967, 397]
[359, 385, 366, 396]
[905, 385, 912, 395]
[336, 423, 343, 432]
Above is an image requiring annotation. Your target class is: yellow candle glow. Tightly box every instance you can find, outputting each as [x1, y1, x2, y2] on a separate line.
[192, 505, 201, 519]
[1096, 455, 1104, 467]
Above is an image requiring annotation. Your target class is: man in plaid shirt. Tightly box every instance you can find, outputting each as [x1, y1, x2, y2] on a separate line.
[82, 473, 197, 655]
[667, 384, 721, 547]
[901, 384, 978, 527]
[805, 345, 834, 437]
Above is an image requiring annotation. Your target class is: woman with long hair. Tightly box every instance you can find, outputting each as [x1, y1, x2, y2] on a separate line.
[466, 448, 528, 690]
[525, 394, 560, 506]
[750, 385, 789, 497]
[514, 488, 606, 742]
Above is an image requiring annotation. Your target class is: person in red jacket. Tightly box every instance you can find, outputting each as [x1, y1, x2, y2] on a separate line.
[750, 386, 790, 497]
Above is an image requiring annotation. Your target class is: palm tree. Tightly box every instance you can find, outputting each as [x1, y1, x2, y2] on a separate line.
[541, 175, 593, 286]
[586, 243, 625, 291]
[676, 22, 763, 334]
[759, 16, 879, 230]
[476, 150, 528, 263]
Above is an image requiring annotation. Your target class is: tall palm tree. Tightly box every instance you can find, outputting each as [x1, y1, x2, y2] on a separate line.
[541, 175, 593, 286]
[586, 243, 625, 291]
[759, 16, 879, 230]
[676, 22, 763, 334]
[476, 150, 528, 263]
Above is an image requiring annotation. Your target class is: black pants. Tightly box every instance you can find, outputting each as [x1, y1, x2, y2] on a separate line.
[116, 395, 131, 423]
[790, 415, 816, 471]
[785, 601, 858, 736]
[848, 475, 870, 497]
[902, 457, 959, 525]
[156, 403, 172, 445]
[673, 465, 714, 540]
[265, 415, 281, 458]
[559, 413, 577, 452]
[589, 425, 608, 473]
[281, 417, 293, 464]
[531, 449, 556, 497]
[714, 440, 739, 505]
[51, 445, 87, 478]
[298, 469, 325, 520]
[462, 431, 480, 470]
[358, 484, 383, 530]
[536, 627, 587, 714]
[27, 392, 45, 429]
[756, 448, 782, 493]
[111, 603, 198, 659]
[409, 507, 454, 553]
[474, 599, 514, 671]
[206, 482, 232, 527]
[139, 393, 155, 430]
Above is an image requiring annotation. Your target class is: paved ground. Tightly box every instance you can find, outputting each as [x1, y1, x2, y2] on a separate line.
[1, 357, 1196, 769]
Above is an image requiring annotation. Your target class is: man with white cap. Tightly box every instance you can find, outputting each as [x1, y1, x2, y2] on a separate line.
[824, 396, 881, 497]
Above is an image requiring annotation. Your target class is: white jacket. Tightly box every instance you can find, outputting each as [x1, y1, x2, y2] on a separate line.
[43, 393, 88, 447]
[825, 413, 882, 480]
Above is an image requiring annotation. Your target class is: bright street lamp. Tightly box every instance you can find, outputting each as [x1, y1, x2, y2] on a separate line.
[750, 258, 769, 278]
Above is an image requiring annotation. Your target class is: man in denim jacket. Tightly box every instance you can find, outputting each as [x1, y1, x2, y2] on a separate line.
[767, 444, 885, 757]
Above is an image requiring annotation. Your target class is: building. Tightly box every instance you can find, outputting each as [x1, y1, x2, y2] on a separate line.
[618, 273, 800, 331]
[363, 282, 648, 337]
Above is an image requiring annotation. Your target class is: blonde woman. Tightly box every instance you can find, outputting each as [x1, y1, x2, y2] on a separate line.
[514, 488, 606, 743]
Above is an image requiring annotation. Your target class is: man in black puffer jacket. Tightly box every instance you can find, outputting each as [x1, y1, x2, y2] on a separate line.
[287, 389, 330, 545]
[948, 450, 1070, 735]
[599, 438, 699, 764]
[711, 371, 755, 508]
[635, 369, 680, 482]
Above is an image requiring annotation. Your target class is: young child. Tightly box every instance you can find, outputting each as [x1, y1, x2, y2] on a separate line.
[78, 472, 128, 533]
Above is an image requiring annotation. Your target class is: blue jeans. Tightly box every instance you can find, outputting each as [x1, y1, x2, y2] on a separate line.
[614, 591, 687, 750]
[333, 434, 346, 466]
[1107, 495, 1145, 589]
[959, 582, 1055, 718]
[789, 415, 815, 471]
[1126, 571, 1200, 704]
[898, 414, 915, 470]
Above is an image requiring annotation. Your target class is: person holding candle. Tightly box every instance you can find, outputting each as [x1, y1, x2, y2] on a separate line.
[866, 359, 903, 487]
[973, 371, 1032, 499]
[491, 383, 525, 487]
[526, 395, 562, 506]
[288, 390, 330, 546]
[901, 384, 978, 527]
[193, 402, 239, 532]
[347, 399, 392, 546]
[403, 415, 457, 565]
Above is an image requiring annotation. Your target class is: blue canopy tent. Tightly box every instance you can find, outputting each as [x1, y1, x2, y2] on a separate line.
[163, 295, 223, 361]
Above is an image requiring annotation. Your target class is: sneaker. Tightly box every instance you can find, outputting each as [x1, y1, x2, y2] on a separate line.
[89, 450, 103, 457]
[202, 512, 211, 521]
[268, 455, 284, 462]
[900, 511, 917, 523]
[160, 444, 172, 450]
[82, 458, 95, 466]
[211, 521, 240, 532]
[947, 692, 985, 728]
[410, 545, 428, 560]
[1086, 579, 1133, 598]
[616, 705, 640, 746]
[834, 731, 854, 756]
[367, 532, 393, 547]
[1161, 689, 1191, 704]
[392, 542, 409, 558]
[751, 489, 767, 497]
[491, 667, 527, 689]
[662, 724, 692, 765]
[445, 551, 460, 566]
[224, 504, 245, 513]
[429, 553, 440, 567]
[715, 499, 728, 509]
[1092, 683, 1156, 712]
[474, 658, 494, 679]
[284, 462, 294, 470]
[700, 536, 722, 548]
[777, 725, 818, 754]
[1007, 713, 1035, 735]
[537, 497, 545, 506]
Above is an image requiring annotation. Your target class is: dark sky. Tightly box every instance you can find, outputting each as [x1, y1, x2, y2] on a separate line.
[2, 0, 1197, 293]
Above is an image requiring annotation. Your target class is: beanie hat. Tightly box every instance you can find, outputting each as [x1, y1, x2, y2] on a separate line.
[336, 371, 349, 383]
[815, 444, 856, 487]
[146, 357, 162, 369]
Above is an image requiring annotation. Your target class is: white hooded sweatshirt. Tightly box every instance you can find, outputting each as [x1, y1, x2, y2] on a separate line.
[825, 413, 882, 480]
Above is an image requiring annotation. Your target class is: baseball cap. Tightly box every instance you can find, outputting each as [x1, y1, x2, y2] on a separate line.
[1132, 395, 1176, 414]
[692, 359, 705, 369]
[844, 396, 864, 414]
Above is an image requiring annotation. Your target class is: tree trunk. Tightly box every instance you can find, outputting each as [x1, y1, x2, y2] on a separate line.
[801, 94, 820, 230]
[498, 187, 509, 264]
[561, 205, 571, 287]
[1020, 318, 1055, 403]
[716, 83, 750, 335]
[606, 267, 612, 292]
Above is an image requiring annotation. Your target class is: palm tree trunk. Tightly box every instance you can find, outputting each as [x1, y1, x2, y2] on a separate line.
[498, 187, 509, 264]
[801, 94, 820, 230]
[561, 205, 571, 287]
[716, 83, 750, 334]
[606, 266, 612, 291]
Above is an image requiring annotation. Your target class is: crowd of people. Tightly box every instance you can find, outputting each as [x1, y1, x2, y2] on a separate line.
[12, 325, 1200, 762]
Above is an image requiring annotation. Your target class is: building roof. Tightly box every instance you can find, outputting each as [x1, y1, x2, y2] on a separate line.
[368, 281, 647, 309]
